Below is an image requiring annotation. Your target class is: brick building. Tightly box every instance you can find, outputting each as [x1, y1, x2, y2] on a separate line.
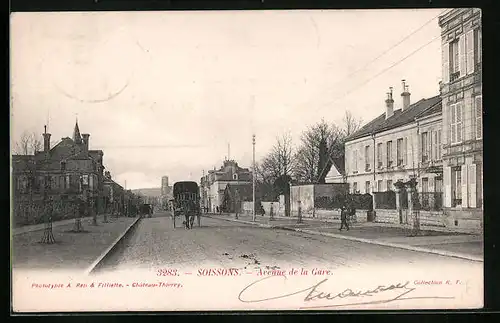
[12, 121, 106, 225]
[438, 8, 482, 230]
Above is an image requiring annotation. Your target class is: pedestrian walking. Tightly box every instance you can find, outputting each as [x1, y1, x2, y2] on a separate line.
[339, 199, 350, 231]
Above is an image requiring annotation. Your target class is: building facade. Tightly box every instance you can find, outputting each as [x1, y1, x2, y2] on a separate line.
[344, 82, 444, 199]
[12, 121, 106, 225]
[200, 159, 252, 212]
[438, 8, 482, 229]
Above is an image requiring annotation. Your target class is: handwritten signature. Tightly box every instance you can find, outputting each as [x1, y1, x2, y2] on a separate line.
[238, 276, 454, 309]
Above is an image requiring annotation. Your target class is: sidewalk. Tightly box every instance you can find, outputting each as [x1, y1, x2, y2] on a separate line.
[12, 215, 139, 271]
[13, 215, 100, 235]
[204, 213, 483, 262]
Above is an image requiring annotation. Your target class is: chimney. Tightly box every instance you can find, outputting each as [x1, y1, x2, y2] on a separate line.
[43, 125, 51, 153]
[385, 87, 394, 120]
[81, 134, 90, 154]
[401, 79, 411, 111]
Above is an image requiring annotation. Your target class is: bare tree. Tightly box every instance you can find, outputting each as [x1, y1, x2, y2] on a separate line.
[342, 110, 363, 138]
[13, 131, 42, 155]
[294, 119, 344, 184]
[258, 133, 296, 217]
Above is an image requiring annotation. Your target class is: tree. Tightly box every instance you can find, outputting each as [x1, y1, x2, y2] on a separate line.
[294, 113, 363, 185]
[13, 131, 42, 155]
[294, 119, 344, 184]
[13, 132, 42, 227]
[342, 110, 363, 138]
[258, 133, 296, 216]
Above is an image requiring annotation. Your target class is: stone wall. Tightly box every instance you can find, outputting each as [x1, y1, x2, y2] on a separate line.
[374, 209, 400, 224]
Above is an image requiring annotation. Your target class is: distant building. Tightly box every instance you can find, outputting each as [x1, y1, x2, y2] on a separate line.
[438, 8, 482, 230]
[200, 159, 252, 212]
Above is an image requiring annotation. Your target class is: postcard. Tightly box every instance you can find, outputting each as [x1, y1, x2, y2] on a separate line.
[10, 8, 483, 312]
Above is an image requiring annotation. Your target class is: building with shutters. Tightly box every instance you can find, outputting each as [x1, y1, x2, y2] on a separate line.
[438, 8, 482, 230]
[344, 81, 444, 199]
[200, 159, 253, 213]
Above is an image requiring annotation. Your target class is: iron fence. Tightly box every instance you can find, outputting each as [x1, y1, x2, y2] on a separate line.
[414, 192, 443, 211]
[373, 191, 397, 209]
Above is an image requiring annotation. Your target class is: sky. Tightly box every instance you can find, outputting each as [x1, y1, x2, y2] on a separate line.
[10, 9, 446, 189]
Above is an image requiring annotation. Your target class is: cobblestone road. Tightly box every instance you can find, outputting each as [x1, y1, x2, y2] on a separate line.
[99, 212, 479, 273]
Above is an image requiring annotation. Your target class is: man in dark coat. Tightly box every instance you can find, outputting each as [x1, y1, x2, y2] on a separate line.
[339, 197, 350, 231]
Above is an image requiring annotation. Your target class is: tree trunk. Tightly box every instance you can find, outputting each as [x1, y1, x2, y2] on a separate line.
[40, 200, 56, 244]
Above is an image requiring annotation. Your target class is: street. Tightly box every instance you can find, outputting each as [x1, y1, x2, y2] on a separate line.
[99, 211, 479, 273]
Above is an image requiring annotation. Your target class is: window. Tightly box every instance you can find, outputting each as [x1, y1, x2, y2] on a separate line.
[352, 182, 358, 194]
[233, 174, 238, 180]
[365, 181, 370, 194]
[60, 161, 66, 171]
[387, 180, 393, 191]
[377, 180, 383, 192]
[421, 132, 429, 162]
[422, 178, 429, 193]
[82, 174, 89, 186]
[377, 143, 383, 168]
[396, 138, 403, 166]
[475, 95, 482, 139]
[365, 145, 370, 171]
[451, 166, 462, 207]
[435, 177, 443, 192]
[450, 103, 463, 144]
[450, 40, 460, 80]
[386, 141, 393, 167]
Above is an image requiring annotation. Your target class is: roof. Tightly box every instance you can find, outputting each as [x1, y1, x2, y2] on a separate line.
[331, 156, 345, 175]
[346, 95, 442, 142]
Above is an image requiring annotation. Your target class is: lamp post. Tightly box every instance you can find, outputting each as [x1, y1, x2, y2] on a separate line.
[252, 134, 256, 222]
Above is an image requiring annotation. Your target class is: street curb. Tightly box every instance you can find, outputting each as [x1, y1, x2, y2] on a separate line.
[293, 228, 484, 263]
[205, 215, 483, 263]
[84, 216, 142, 276]
[202, 215, 273, 228]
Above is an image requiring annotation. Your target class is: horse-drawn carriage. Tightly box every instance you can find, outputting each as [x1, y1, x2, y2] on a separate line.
[172, 181, 201, 229]
[139, 203, 153, 218]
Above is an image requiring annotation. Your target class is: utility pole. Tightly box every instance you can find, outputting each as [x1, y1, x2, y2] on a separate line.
[252, 134, 256, 222]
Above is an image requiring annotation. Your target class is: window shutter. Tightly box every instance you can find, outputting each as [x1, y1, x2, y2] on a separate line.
[450, 104, 456, 143]
[458, 35, 466, 77]
[442, 42, 450, 83]
[457, 102, 463, 142]
[403, 137, 408, 165]
[444, 166, 452, 207]
[461, 166, 468, 208]
[469, 164, 477, 208]
[466, 30, 475, 74]
[478, 29, 482, 63]
[475, 96, 482, 139]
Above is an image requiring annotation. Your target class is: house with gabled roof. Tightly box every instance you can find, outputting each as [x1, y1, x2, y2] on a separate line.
[12, 121, 107, 224]
[344, 81, 444, 223]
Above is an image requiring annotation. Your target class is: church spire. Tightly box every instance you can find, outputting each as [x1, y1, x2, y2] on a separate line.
[73, 118, 82, 144]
